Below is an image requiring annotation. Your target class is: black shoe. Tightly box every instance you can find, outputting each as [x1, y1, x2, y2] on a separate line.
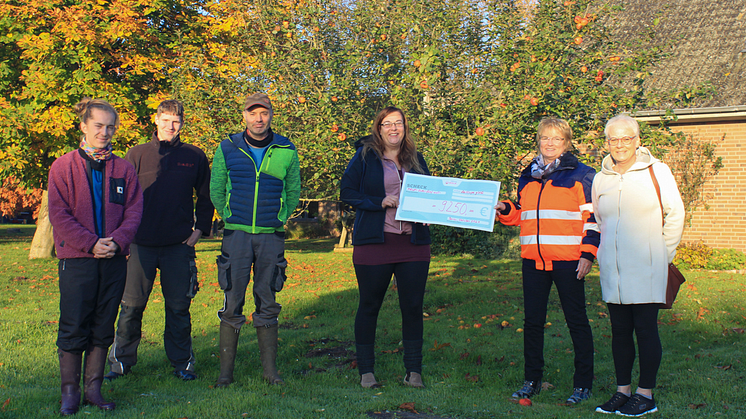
[512, 380, 540, 399]
[616, 394, 658, 417]
[566, 387, 591, 404]
[174, 370, 197, 381]
[104, 371, 125, 381]
[595, 392, 629, 414]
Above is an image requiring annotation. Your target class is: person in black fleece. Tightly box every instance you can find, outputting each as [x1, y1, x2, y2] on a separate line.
[106, 100, 213, 381]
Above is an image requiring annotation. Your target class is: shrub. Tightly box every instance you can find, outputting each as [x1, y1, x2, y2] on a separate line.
[286, 217, 339, 239]
[674, 241, 746, 270]
[430, 224, 520, 259]
[674, 241, 712, 269]
[706, 248, 746, 271]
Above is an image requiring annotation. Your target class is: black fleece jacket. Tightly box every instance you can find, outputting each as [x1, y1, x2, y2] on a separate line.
[124, 133, 213, 246]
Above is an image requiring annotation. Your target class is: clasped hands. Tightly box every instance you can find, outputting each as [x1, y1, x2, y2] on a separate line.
[93, 237, 118, 259]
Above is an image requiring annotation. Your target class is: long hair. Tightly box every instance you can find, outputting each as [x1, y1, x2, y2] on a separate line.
[361, 106, 423, 173]
[74, 97, 120, 128]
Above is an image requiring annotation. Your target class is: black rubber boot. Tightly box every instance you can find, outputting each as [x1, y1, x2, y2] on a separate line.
[58, 349, 82, 416]
[256, 324, 284, 385]
[215, 322, 240, 388]
[83, 346, 115, 411]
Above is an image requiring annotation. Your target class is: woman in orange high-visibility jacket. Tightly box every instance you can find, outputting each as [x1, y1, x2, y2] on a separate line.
[495, 118, 600, 404]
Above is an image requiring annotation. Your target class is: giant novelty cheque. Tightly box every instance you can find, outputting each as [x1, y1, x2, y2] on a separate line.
[395, 173, 501, 232]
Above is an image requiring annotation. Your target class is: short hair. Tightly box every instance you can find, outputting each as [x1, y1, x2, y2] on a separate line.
[157, 100, 184, 119]
[74, 97, 119, 127]
[536, 118, 573, 152]
[604, 114, 640, 138]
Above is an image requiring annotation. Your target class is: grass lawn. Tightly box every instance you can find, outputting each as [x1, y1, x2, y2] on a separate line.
[0, 224, 743, 418]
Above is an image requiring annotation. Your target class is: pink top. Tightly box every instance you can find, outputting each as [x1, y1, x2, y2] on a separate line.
[381, 156, 412, 235]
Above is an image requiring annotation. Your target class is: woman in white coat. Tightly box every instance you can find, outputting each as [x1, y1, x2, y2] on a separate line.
[592, 114, 684, 416]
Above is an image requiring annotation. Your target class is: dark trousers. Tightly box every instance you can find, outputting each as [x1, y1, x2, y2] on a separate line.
[522, 264, 594, 388]
[57, 256, 127, 353]
[354, 261, 429, 374]
[607, 303, 661, 389]
[108, 243, 196, 373]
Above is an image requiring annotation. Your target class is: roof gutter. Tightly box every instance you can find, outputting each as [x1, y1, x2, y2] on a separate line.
[633, 106, 746, 124]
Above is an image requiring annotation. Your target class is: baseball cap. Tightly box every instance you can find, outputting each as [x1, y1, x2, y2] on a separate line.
[243, 93, 273, 112]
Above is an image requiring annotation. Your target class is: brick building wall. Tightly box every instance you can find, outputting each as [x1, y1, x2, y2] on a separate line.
[666, 121, 746, 251]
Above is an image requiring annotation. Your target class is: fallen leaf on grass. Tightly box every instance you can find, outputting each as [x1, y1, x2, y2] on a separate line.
[688, 403, 707, 409]
[465, 373, 479, 382]
[715, 365, 732, 370]
[541, 382, 554, 391]
[399, 402, 418, 414]
[476, 355, 482, 366]
[731, 328, 744, 334]
[696, 307, 710, 320]
[459, 352, 470, 360]
[1, 398, 9, 412]
[430, 340, 451, 351]
[598, 312, 608, 318]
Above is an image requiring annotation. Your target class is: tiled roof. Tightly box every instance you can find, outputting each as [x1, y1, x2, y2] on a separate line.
[606, 0, 746, 108]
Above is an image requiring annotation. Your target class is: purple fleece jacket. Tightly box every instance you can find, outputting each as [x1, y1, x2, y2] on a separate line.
[48, 149, 143, 259]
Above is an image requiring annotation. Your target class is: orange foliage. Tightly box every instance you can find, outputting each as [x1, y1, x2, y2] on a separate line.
[0, 176, 43, 219]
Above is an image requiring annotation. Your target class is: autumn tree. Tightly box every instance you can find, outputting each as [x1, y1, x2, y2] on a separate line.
[0, 0, 207, 257]
[173, 0, 700, 202]
[0, 176, 42, 220]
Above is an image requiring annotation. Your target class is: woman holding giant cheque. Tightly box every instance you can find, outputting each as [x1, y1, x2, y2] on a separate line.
[48, 98, 143, 415]
[340, 106, 431, 389]
[495, 118, 597, 404]
[592, 114, 684, 416]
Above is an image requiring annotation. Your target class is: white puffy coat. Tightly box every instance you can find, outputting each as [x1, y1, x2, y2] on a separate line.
[592, 147, 685, 304]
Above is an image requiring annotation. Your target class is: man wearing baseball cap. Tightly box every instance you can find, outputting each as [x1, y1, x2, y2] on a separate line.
[210, 93, 301, 387]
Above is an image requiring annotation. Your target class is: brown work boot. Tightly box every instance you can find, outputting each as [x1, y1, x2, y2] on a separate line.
[82, 345, 115, 410]
[58, 349, 82, 416]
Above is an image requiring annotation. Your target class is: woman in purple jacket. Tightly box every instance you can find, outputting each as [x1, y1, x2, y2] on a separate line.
[48, 98, 142, 415]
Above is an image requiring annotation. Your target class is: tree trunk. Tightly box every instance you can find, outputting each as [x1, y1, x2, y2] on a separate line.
[28, 190, 55, 259]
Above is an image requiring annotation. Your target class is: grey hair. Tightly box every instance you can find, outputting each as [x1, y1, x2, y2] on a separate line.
[604, 114, 640, 138]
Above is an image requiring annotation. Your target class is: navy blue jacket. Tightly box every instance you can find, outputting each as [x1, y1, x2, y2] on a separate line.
[340, 137, 431, 246]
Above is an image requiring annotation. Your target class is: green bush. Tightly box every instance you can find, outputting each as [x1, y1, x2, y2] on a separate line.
[430, 224, 520, 259]
[674, 241, 746, 270]
[286, 217, 339, 239]
[706, 248, 746, 270]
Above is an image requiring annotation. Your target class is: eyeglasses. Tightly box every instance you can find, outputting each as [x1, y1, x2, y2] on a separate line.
[380, 121, 404, 129]
[539, 136, 565, 144]
[607, 135, 637, 146]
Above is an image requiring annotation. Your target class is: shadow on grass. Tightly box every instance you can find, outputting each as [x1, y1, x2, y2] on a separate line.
[1, 234, 743, 418]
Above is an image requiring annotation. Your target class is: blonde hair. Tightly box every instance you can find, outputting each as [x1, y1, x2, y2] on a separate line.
[361, 106, 423, 173]
[74, 97, 120, 128]
[536, 118, 573, 153]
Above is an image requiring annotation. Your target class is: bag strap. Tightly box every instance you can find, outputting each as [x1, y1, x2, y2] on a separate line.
[648, 165, 665, 227]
